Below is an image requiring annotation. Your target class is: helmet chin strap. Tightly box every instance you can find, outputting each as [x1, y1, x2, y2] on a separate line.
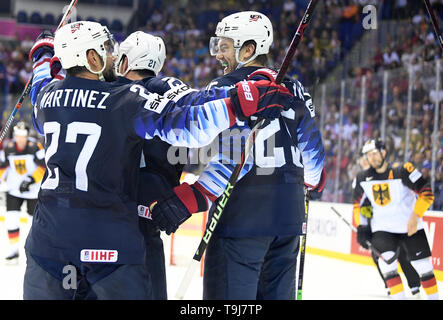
[234, 48, 258, 70]
[86, 52, 108, 81]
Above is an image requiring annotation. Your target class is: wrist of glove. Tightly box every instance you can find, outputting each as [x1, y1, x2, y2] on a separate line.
[149, 182, 213, 235]
[360, 205, 373, 219]
[229, 80, 294, 121]
[50, 56, 63, 79]
[19, 176, 35, 193]
[247, 68, 278, 81]
[356, 225, 372, 250]
[29, 30, 55, 62]
[305, 168, 326, 200]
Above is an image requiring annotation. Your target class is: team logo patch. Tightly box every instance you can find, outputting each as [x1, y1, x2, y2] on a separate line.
[372, 183, 391, 207]
[71, 22, 83, 33]
[80, 249, 118, 262]
[249, 14, 262, 22]
[14, 159, 27, 175]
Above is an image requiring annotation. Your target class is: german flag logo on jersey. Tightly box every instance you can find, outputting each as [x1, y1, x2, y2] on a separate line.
[372, 183, 391, 206]
[14, 159, 27, 175]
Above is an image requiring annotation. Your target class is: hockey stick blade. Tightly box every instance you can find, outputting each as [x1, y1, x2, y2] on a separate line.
[330, 206, 397, 264]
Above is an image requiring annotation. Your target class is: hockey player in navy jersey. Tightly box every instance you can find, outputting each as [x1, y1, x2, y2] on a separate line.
[148, 11, 326, 300]
[115, 31, 187, 300]
[23, 21, 294, 300]
[353, 139, 438, 299]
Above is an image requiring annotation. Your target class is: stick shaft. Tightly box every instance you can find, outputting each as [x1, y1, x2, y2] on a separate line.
[330, 206, 396, 264]
[296, 195, 309, 300]
[422, 0, 443, 52]
[57, 0, 78, 30]
[0, 0, 78, 143]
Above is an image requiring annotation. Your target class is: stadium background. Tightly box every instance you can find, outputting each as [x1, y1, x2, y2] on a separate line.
[0, 0, 441, 210]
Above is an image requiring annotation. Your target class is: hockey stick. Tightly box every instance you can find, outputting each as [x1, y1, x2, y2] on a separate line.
[422, 0, 443, 52]
[296, 193, 309, 300]
[175, 0, 320, 300]
[330, 206, 397, 264]
[0, 0, 78, 143]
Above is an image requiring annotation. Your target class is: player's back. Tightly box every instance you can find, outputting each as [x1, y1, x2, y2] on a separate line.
[26, 76, 147, 266]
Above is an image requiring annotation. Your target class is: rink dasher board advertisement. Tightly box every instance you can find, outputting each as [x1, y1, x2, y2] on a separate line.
[306, 201, 443, 280]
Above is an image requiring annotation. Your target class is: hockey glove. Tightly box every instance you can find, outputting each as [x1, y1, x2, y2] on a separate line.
[19, 176, 35, 193]
[356, 224, 372, 250]
[229, 80, 294, 121]
[305, 168, 327, 200]
[150, 182, 215, 235]
[29, 30, 55, 62]
[360, 205, 373, 219]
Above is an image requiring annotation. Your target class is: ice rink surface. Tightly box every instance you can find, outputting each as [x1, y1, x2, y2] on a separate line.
[0, 218, 441, 301]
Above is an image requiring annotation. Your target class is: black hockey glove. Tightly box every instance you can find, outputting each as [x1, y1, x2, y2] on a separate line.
[356, 225, 372, 250]
[305, 168, 327, 200]
[29, 30, 55, 62]
[229, 80, 294, 121]
[19, 176, 35, 193]
[149, 182, 214, 235]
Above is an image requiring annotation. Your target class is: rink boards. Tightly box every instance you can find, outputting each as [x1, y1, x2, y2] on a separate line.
[306, 201, 443, 280]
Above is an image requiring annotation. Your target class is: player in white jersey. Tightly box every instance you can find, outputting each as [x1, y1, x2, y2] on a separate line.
[0, 122, 45, 260]
[352, 138, 438, 299]
[355, 153, 421, 297]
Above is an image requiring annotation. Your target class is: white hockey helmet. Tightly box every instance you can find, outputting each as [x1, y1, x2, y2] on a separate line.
[361, 138, 386, 155]
[13, 121, 29, 137]
[54, 21, 116, 80]
[209, 11, 273, 67]
[116, 31, 166, 76]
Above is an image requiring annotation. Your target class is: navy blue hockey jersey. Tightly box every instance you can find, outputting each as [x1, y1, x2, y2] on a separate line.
[25, 54, 238, 265]
[198, 66, 325, 237]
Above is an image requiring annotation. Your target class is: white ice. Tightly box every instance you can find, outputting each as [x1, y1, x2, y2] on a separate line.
[0, 217, 441, 300]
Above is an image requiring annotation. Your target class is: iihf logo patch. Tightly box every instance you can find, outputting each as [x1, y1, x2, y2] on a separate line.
[80, 249, 118, 262]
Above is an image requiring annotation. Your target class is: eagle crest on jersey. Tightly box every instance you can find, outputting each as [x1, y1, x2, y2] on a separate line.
[14, 159, 27, 175]
[372, 183, 391, 206]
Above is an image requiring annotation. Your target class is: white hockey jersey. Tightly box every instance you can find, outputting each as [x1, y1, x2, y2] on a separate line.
[352, 162, 434, 234]
[0, 137, 45, 199]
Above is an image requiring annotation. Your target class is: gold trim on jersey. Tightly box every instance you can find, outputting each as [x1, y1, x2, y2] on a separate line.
[372, 183, 391, 206]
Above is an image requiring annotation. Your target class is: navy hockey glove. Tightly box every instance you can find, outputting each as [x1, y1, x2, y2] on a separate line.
[150, 182, 214, 235]
[229, 80, 294, 121]
[356, 225, 372, 250]
[305, 168, 326, 200]
[29, 30, 54, 62]
[19, 176, 35, 193]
